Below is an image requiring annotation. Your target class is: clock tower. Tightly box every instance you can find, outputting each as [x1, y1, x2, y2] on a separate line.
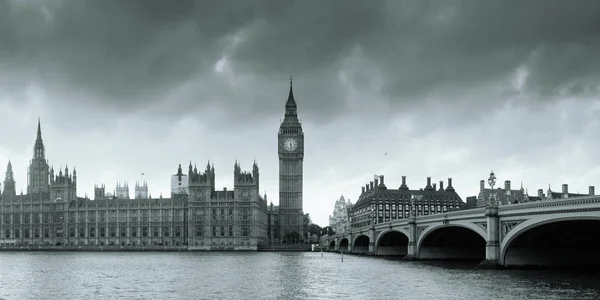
[278, 79, 305, 243]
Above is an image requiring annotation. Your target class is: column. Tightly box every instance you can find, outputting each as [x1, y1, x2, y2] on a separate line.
[479, 206, 501, 268]
[368, 226, 377, 255]
[404, 215, 418, 260]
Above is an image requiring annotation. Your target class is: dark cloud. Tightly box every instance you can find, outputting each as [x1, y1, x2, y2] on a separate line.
[2, 0, 600, 126]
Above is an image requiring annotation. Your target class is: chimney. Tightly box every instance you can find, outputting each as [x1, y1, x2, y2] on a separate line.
[537, 189, 543, 198]
[448, 178, 453, 187]
[370, 181, 374, 190]
[402, 176, 406, 185]
[562, 184, 568, 194]
[505, 180, 511, 191]
[590, 186, 595, 195]
[480, 180, 485, 190]
[361, 186, 365, 194]
[426, 177, 431, 187]
[224, 187, 227, 192]
[432, 183, 437, 190]
[439, 181, 444, 191]
[380, 175, 384, 186]
[374, 178, 379, 187]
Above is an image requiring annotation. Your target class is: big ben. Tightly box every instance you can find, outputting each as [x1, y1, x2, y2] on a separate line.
[278, 79, 304, 243]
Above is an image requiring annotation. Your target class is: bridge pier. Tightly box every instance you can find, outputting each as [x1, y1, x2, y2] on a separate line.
[404, 215, 419, 260]
[480, 206, 502, 269]
[368, 226, 377, 255]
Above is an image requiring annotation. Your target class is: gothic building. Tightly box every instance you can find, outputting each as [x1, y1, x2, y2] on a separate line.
[274, 79, 305, 243]
[0, 120, 268, 250]
[328, 195, 353, 235]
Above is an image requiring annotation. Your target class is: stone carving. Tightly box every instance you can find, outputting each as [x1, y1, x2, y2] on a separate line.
[474, 222, 488, 232]
[403, 227, 409, 233]
[501, 220, 524, 240]
[417, 226, 427, 238]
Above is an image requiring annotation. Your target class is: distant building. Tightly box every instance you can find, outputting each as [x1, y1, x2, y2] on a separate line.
[328, 195, 353, 235]
[171, 164, 188, 196]
[350, 175, 464, 230]
[115, 182, 130, 199]
[134, 181, 148, 199]
[475, 174, 596, 207]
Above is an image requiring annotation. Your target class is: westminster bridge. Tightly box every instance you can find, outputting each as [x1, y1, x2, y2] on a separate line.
[327, 195, 600, 267]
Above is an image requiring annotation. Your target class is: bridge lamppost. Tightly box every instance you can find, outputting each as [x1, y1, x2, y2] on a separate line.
[483, 170, 501, 268]
[487, 171, 497, 208]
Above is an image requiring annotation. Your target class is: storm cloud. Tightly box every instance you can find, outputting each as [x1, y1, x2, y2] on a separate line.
[1, 0, 600, 225]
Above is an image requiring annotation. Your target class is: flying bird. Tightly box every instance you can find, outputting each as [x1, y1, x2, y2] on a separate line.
[384, 153, 388, 156]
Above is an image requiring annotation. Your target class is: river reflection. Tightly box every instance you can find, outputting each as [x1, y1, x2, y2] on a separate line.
[0, 252, 599, 300]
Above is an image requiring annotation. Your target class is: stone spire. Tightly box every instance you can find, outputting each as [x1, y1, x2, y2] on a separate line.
[285, 76, 297, 117]
[3, 160, 16, 197]
[34, 118, 45, 159]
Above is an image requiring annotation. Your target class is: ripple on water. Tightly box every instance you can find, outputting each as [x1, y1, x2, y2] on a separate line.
[1, 252, 600, 300]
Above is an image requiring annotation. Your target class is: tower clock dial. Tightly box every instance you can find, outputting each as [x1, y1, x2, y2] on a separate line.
[284, 138, 298, 151]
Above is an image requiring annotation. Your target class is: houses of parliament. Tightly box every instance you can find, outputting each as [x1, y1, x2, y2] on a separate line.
[0, 82, 306, 250]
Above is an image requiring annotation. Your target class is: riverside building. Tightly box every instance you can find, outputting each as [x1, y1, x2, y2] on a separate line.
[0, 120, 268, 250]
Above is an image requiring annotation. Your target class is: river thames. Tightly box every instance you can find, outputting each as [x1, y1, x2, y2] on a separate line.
[0, 251, 599, 300]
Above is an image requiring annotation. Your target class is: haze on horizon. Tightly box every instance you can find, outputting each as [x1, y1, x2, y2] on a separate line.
[1, 0, 600, 226]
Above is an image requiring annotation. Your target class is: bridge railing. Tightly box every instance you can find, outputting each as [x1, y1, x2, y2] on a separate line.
[416, 207, 486, 222]
[499, 195, 600, 212]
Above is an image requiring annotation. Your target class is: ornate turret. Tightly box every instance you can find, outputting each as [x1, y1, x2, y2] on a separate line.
[2, 160, 16, 199]
[27, 118, 50, 194]
[234, 161, 259, 188]
[50, 164, 77, 202]
[135, 180, 148, 199]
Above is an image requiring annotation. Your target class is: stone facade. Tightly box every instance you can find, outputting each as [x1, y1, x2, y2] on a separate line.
[475, 175, 595, 208]
[350, 175, 464, 229]
[0, 121, 268, 250]
[328, 195, 353, 235]
[276, 80, 305, 243]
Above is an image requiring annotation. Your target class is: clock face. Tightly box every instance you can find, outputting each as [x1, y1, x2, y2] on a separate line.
[284, 138, 298, 151]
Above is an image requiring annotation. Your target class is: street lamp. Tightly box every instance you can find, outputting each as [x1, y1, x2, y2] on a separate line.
[487, 171, 497, 207]
[410, 194, 422, 217]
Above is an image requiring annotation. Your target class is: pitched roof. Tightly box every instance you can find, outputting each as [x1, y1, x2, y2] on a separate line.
[352, 183, 464, 211]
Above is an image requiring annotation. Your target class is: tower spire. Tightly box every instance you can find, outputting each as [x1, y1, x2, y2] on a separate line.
[37, 117, 42, 140]
[286, 76, 296, 107]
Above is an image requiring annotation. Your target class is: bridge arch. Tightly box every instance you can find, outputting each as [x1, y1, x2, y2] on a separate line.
[375, 229, 409, 256]
[352, 234, 370, 254]
[339, 237, 349, 253]
[417, 222, 487, 261]
[501, 213, 600, 267]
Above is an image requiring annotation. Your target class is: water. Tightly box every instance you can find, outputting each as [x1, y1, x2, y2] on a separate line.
[0, 252, 599, 300]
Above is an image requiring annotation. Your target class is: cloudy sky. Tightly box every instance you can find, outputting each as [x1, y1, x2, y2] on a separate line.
[1, 0, 600, 225]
